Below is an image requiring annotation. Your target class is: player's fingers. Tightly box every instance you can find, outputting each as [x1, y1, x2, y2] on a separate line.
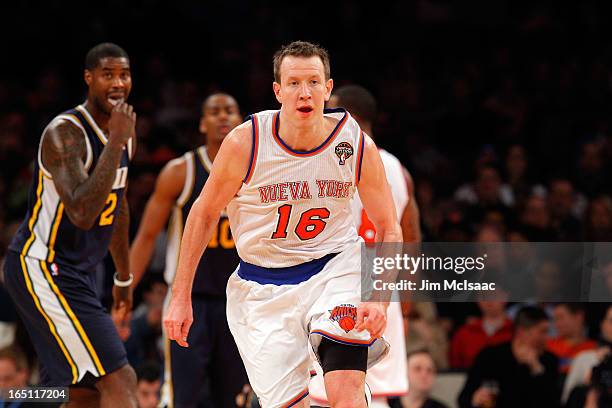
[355, 307, 367, 331]
[180, 319, 192, 347]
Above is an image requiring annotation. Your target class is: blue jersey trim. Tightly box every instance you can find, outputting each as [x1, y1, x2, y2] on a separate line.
[237, 253, 338, 285]
[273, 108, 347, 156]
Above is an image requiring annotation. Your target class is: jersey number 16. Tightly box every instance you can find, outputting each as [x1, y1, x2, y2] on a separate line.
[271, 204, 330, 241]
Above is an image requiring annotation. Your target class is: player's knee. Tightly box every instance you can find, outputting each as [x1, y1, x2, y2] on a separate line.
[318, 338, 368, 373]
[96, 364, 137, 394]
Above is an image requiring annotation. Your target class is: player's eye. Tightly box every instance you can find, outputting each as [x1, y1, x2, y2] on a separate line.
[104, 73, 112, 79]
[311, 80, 318, 85]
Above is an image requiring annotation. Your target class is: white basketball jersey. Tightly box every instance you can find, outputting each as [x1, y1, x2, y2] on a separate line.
[352, 149, 409, 241]
[227, 108, 363, 268]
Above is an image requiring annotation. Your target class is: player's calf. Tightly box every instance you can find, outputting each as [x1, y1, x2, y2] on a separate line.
[95, 364, 138, 408]
[319, 338, 369, 407]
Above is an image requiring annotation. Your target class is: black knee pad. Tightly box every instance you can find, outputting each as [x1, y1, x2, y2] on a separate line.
[318, 338, 368, 373]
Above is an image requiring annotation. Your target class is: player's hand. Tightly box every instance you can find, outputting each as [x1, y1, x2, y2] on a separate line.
[164, 295, 193, 348]
[355, 301, 387, 338]
[108, 102, 136, 147]
[112, 285, 132, 340]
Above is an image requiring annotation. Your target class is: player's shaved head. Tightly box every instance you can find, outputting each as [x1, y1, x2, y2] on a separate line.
[332, 85, 377, 124]
[202, 93, 238, 112]
[85, 43, 129, 70]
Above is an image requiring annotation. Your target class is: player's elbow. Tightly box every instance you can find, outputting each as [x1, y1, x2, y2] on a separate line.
[65, 207, 97, 230]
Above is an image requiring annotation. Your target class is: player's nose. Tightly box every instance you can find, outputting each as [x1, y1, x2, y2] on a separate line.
[298, 82, 311, 98]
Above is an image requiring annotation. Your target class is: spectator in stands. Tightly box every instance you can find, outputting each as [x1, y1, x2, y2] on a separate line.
[136, 361, 161, 408]
[0, 346, 28, 389]
[520, 194, 555, 241]
[401, 350, 449, 408]
[562, 304, 612, 405]
[458, 306, 559, 408]
[584, 196, 612, 241]
[405, 302, 450, 370]
[547, 303, 597, 374]
[547, 179, 581, 241]
[455, 165, 511, 228]
[450, 300, 513, 369]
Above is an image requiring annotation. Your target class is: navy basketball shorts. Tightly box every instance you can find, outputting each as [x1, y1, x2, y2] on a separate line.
[3, 251, 128, 387]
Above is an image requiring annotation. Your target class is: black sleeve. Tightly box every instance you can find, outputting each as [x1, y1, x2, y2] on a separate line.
[527, 353, 560, 408]
[458, 347, 493, 408]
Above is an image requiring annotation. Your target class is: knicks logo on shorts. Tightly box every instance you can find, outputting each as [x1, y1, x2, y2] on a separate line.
[329, 304, 357, 333]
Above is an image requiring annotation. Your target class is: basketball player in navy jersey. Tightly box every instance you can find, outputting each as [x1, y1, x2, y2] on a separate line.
[165, 41, 402, 407]
[130, 93, 247, 407]
[3, 43, 137, 407]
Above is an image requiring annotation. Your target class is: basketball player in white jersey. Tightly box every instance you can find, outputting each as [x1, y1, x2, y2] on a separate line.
[309, 85, 421, 408]
[164, 41, 402, 408]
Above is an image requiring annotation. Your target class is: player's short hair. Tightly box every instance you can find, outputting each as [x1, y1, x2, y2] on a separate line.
[273, 41, 330, 83]
[85, 43, 129, 70]
[514, 306, 549, 329]
[333, 85, 377, 123]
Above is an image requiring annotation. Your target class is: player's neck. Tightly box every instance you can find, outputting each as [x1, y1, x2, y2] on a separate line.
[206, 142, 221, 162]
[83, 99, 110, 132]
[278, 110, 333, 152]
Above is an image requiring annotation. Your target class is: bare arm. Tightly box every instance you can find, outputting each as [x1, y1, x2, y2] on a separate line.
[355, 135, 403, 338]
[357, 135, 403, 244]
[41, 103, 135, 229]
[130, 158, 185, 286]
[110, 194, 131, 280]
[165, 122, 252, 346]
[400, 167, 421, 243]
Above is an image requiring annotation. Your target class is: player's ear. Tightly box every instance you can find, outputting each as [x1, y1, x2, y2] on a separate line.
[84, 70, 92, 86]
[273, 82, 282, 104]
[324, 78, 334, 102]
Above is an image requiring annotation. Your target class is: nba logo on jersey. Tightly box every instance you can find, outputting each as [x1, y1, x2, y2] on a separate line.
[329, 304, 357, 332]
[334, 142, 353, 165]
[50, 263, 59, 276]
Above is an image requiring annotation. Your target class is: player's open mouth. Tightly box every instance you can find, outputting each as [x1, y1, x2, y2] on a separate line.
[107, 95, 125, 106]
[297, 107, 313, 113]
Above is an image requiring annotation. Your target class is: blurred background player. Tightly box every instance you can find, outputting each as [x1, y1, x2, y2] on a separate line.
[2, 43, 137, 407]
[130, 93, 247, 407]
[309, 85, 421, 407]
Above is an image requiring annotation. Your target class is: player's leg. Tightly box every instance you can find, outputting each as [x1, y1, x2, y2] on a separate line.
[3, 254, 137, 407]
[94, 364, 137, 407]
[163, 295, 213, 408]
[61, 387, 99, 408]
[209, 297, 248, 407]
[226, 272, 311, 408]
[318, 338, 369, 408]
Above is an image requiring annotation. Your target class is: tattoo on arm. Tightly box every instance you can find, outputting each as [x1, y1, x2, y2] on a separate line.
[110, 195, 130, 278]
[42, 120, 124, 229]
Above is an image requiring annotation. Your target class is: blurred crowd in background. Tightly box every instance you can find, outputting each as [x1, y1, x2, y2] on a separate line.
[1, 1, 612, 407]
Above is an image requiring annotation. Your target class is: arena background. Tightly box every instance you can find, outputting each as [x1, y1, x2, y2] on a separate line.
[1, 1, 611, 407]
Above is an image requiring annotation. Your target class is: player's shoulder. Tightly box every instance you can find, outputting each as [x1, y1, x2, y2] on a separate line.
[222, 119, 253, 155]
[377, 148, 402, 167]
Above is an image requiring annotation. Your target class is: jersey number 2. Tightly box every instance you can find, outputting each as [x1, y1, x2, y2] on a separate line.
[271, 204, 330, 240]
[99, 192, 117, 226]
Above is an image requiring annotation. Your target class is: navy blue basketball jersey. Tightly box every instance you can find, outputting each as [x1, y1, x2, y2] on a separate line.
[9, 104, 133, 272]
[164, 146, 239, 297]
